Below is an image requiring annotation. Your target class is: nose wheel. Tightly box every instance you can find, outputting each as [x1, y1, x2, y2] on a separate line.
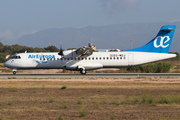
[13, 71, 16, 75]
[13, 69, 17, 75]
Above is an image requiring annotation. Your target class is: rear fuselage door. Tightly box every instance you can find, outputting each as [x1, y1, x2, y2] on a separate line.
[128, 53, 134, 66]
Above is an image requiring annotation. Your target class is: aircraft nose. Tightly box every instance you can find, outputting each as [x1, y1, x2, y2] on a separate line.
[4, 61, 10, 68]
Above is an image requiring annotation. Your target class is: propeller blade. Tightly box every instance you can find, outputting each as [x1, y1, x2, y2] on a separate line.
[58, 42, 64, 56]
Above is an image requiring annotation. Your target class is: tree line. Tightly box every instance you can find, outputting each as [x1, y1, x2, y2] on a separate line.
[0, 42, 60, 62]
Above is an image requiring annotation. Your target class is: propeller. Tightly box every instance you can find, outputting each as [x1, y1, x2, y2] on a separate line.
[58, 42, 64, 56]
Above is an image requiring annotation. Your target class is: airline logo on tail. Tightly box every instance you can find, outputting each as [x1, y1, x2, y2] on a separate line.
[153, 36, 170, 48]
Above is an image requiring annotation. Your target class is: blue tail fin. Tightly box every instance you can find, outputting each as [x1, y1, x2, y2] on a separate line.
[124, 25, 176, 53]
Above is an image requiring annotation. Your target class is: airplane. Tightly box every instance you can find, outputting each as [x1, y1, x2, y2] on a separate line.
[4, 25, 177, 75]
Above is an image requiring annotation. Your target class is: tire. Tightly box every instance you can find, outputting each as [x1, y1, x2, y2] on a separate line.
[13, 71, 16, 75]
[80, 70, 86, 75]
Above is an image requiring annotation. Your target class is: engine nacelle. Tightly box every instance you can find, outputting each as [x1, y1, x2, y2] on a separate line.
[76, 47, 93, 56]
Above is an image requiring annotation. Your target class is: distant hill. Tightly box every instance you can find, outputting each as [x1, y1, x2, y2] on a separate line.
[17, 22, 180, 52]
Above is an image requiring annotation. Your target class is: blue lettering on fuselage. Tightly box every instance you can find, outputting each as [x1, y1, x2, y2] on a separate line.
[36, 61, 47, 63]
[28, 54, 55, 59]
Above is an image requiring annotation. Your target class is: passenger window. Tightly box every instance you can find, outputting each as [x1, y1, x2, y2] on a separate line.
[47, 58, 49, 60]
[50, 58, 52, 60]
[57, 58, 59, 60]
[82, 58, 84, 60]
[120, 57, 122, 59]
[43, 58, 46, 60]
[117, 57, 119, 60]
[100, 57, 101, 60]
[78, 58, 80, 60]
[92, 57, 94, 60]
[103, 57, 105, 60]
[67, 58, 69, 60]
[40, 58, 42, 61]
[85, 58, 87, 60]
[89, 57, 91, 60]
[110, 57, 112, 60]
[96, 57, 98, 60]
[114, 57, 115, 60]
[64, 58, 66, 60]
[71, 58, 73, 60]
[107, 57, 109, 60]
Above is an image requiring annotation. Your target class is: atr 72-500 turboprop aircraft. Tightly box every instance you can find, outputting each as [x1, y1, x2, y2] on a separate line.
[4, 25, 177, 75]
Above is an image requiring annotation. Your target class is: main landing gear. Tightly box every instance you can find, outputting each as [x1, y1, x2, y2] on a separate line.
[80, 69, 86, 75]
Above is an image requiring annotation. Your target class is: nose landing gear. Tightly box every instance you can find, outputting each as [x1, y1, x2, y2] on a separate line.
[13, 71, 16, 75]
[13, 69, 17, 75]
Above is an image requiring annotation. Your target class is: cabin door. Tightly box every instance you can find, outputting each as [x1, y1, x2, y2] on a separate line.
[128, 53, 134, 66]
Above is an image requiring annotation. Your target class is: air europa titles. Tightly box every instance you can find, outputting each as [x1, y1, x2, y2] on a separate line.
[28, 54, 55, 59]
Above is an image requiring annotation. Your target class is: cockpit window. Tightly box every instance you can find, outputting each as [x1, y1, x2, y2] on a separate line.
[11, 55, 21, 59]
[11, 55, 16, 59]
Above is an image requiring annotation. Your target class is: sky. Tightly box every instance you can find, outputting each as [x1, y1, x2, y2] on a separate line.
[0, 0, 180, 44]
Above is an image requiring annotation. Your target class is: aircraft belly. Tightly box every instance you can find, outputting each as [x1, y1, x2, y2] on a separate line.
[64, 62, 103, 70]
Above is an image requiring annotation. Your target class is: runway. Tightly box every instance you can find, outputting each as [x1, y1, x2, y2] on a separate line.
[0, 73, 180, 79]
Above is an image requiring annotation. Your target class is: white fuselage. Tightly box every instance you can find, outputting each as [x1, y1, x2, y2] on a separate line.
[4, 50, 176, 71]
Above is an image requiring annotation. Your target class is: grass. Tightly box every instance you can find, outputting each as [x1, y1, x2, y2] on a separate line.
[111, 101, 120, 105]
[141, 92, 156, 105]
[111, 116, 116, 120]
[1, 79, 180, 119]
[42, 85, 45, 89]
[108, 93, 180, 106]
[79, 105, 87, 117]
[10, 87, 17, 92]
[61, 86, 67, 89]
[33, 87, 37, 93]
[158, 117, 170, 120]
[102, 95, 107, 104]
[61, 99, 68, 109]
[77, 100, 83, 105]
[8, 77, 16, 79]
[48, 93, 54, 103]
[58, 115, 66, 120]
[158, 94, 180, 104]
[7, 101, 12, 106]
[128, 95, 139, 104]
[94, 99, 100, 106]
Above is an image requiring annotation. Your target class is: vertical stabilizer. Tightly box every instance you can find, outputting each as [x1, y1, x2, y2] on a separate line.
[124, 25, 176, 53]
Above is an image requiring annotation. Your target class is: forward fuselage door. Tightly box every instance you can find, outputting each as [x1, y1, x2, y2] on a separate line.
[128, 53, 134, 66]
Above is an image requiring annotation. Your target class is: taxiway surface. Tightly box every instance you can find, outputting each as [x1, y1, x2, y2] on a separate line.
[0, 73, 180, 79]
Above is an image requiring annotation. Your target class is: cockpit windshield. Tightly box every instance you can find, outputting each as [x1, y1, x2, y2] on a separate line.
[11, 55, 21, 59]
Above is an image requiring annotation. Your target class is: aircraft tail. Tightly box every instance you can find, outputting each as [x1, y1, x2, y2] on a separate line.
[124, 25, 176, 53]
